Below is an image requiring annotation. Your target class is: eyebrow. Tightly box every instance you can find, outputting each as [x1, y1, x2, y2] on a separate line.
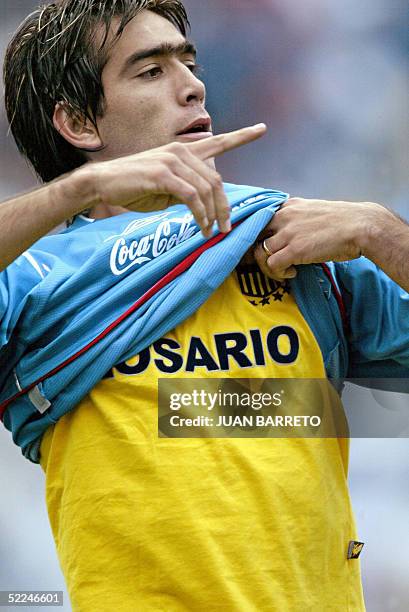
[119, 41, 197, 76]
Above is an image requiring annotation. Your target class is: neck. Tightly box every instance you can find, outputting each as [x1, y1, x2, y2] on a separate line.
[88, 203, 128, 219]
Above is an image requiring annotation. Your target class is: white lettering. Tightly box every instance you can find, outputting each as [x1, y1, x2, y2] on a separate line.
[152, 221, 171, 257]
[109, 216, 197, 275]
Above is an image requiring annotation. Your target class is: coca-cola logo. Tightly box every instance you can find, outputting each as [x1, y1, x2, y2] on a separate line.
[107, 192, 274, 276]
[109, 213, 197, 276]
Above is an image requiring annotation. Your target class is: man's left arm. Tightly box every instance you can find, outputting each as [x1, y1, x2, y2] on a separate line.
[255, 198, 409, 292]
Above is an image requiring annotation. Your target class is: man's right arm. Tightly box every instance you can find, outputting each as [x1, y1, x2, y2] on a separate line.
[0, 173, 88, 272]
[0, 123, 267, 272]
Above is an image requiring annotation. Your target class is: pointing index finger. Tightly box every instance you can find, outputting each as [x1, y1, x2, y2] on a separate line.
[190, 123, 267, 160]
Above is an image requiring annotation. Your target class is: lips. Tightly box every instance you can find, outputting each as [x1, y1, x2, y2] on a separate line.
[177, 117, 212, 135]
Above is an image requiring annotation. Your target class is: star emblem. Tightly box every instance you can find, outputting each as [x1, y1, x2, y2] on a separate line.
[273, 293, 283, 301]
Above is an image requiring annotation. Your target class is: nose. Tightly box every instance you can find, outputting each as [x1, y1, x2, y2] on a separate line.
[176, 64, 206, 106]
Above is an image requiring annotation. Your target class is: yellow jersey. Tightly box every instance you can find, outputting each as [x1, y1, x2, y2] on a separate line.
[40, 267, 365, 611]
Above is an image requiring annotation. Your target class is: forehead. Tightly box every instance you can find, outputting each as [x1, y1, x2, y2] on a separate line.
[101, 10, 187, 77]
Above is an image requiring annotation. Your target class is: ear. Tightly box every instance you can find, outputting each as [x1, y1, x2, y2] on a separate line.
[53, 102, 104, 152]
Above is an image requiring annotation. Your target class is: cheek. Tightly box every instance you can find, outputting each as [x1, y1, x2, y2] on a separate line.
[97, 86, 173, 154]
[104, 92, 147, 127]
[106, 84, 165, 122]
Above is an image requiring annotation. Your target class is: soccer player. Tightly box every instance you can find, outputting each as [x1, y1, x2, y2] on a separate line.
[1, 1, 408, 610]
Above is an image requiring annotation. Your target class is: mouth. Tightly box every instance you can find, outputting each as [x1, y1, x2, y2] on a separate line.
[176, 118, 212, 137]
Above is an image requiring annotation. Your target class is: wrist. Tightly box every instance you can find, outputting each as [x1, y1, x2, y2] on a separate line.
[51, 164, 100, 221]
[358, 202, 396, 260]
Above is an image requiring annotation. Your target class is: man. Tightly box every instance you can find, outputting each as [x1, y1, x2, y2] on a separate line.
[1, 1, 408, 610]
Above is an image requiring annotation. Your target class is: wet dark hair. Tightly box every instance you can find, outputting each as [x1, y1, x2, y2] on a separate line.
[3, 0, 189, 182]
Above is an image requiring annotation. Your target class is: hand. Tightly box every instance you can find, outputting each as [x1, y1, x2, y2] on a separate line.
[75, 124, 267, 238]
[254, 197, 387, 280]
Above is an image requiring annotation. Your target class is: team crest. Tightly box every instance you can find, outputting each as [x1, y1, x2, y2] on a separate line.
[236, 264, 290, 306]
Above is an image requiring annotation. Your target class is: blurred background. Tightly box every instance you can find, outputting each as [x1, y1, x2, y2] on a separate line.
[0, 0, 408, 610]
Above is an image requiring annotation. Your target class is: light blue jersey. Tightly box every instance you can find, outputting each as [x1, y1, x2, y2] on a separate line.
[1, 183, 408, 461]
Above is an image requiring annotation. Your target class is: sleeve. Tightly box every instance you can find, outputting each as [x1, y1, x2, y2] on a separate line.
[334, 257, 409, 379]
[0, 255, 44, 349]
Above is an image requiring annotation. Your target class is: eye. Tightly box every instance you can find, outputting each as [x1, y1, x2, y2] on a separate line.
[186, 63, 203, 76]
[138, 66, 163, 80]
